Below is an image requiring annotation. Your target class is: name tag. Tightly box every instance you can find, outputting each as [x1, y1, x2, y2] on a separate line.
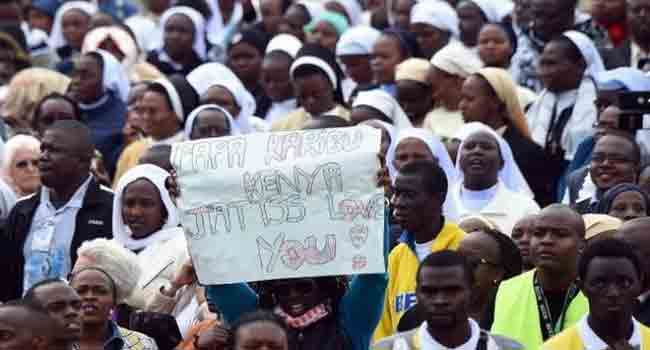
[31, 222, 55, 251]
[88, 219, 104, 226]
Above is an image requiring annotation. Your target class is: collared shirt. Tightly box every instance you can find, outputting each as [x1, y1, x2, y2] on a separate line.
[73, 321, 159, 350]
[577, 315, 641, 350]
[23, 175, 92, 292]
[419, 319, 481, 350]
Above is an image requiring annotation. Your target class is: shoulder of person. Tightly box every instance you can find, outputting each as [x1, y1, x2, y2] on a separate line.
[372, 328, 418, 350]
[484, 330, 524, 350]
[118, 327, 159, 350]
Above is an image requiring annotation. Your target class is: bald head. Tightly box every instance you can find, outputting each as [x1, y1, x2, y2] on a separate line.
[540, 204, 586, 238]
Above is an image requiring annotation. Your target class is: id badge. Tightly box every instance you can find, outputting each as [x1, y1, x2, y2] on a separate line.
[31, 222, 55, 252]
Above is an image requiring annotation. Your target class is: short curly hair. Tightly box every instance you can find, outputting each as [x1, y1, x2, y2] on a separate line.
[75, 238, 142, 303]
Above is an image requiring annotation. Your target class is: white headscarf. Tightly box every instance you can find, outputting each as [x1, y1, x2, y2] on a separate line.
[431, 41, 483, 78]
[49, 1, 97, 51]
[562, 30, 605, 77]
[159, 6, 207, 60]
[331, 0, 363, 26]
[113, 164, 181, 252]
[386, 128, 460, 219]
[336, 26, 382, 56]
[187, 63, 256, 133]
[206, 0, 243, 47]
[92, 49, 130, 103]
[353, 89, 413, 130]
[266, 34, 303, 58]
[291, 56, 339, 90]
[82, 26, 139, 70]
[467, 0, 501, 23]
[410, 1, 460, 38]
[386, 128, 458, 183]
[454, 122, 533, 197]
[183, 104, 240, 140]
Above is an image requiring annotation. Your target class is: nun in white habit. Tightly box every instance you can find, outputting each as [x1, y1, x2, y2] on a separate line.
[113, 164, 188, 300]
[183, 104, 240, 140]
[187, 62, 268, 133]
[409, 0, 460, 59]
[336, 26, 382, 98]
[449, 122, 540, 235]
[264, 34, 303, 124]
[49, 1, 97, 61]
[352, 89, 413, 130]
[526, 30, 605, 162]
[386, 128, 461, 221]
[147, 6, 206, 76]
[205, 0, 243, 62]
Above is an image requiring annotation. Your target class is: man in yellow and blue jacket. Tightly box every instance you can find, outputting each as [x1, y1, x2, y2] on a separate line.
[373, 160, 465, 341]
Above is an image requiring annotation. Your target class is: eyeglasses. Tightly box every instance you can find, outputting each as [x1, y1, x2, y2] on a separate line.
[272, 280, 317, 298]
[466, 255, 500, 270]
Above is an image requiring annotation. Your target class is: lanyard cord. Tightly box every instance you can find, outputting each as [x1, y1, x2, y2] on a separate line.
[533, 272, 579, 339]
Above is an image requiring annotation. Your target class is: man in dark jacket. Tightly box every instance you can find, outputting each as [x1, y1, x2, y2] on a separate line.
[0, 120, 113, 302]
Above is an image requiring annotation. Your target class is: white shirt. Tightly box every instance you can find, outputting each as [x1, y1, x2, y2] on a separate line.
[577, 315, 642, 350]
[414, 240, 433, 262]
[450, 181, 540, 235]
[23, 175, 93, 291]
[419, 319, 481, 350]
[266, 99, 297, 124]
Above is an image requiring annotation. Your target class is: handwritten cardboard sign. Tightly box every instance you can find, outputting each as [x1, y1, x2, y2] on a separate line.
[171, 126, 385, 284]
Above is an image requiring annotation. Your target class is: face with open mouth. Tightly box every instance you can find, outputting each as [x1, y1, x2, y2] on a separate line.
[70, 269, 116, 327]
[272, 278, 323, 317]
[458, 131, 502, 190]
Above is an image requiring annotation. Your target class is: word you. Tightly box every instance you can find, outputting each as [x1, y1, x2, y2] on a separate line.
[257, 233, 337, 272]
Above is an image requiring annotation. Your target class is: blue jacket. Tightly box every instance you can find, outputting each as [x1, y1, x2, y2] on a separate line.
[81, 92, 126, 177]
[205, 211, 390, 350]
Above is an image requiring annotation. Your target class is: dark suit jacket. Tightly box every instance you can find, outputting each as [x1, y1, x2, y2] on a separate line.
[600, 40, 632, 69]
[0, 177, 113, 301]
[503, 127, 556, 206]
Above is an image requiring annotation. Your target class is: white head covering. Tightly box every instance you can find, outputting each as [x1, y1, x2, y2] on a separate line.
[113, 164, 181, 252]
[353, 89, 413, 130]
[184, 104, 240, 140]
[159, 6, 207, 60]
[467, 0, 501, 23]
[562, 30, 605, 77]
[290, 56, 338, 90]
[454, 122, 533, 197]
[410, 1, 460, 38]
[82, 26, 138, 70]
[386, 128, 460, 219]
[431, 41, 483, 78]
[336, 26, 382, 56]
[594, 68, 650, 91]
[153, 77, 184, 122]
[91, 49, 130, 103]
[206, 0, 243, 47]
[187, 63, 255, 133]
[49, 1, 97, 51]
[386, 128, 458, 183]
[266, 34, 303, 58]
[331, 0, 363, 26]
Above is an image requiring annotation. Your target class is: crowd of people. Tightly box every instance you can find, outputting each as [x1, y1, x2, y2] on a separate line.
[0, 0, 650, 349]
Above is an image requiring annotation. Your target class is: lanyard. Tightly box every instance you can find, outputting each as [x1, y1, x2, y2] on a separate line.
[533, 272, 579, 339]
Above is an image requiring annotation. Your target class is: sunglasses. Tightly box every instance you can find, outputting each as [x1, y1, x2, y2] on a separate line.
[272, 280, 317, 298]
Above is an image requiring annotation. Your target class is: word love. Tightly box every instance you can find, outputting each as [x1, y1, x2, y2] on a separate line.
[257, 233, 336, 272]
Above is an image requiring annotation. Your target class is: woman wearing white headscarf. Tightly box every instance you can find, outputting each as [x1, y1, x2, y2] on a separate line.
[187, 62, 267, 133]
[386, 128, 460, 221]
[456, 0, 504, 49]
[68, 49, 130, 176]
[263, 34, 303, 123]
[205, 0, 244, 62]
[526, 30, 604, 187]
[49, 1, 97, 73]
[409, 0, 459, 59]
[146, 6, 206, 76]
[336, 26, 382, 100]
[183, 104, 240, 140]
[352, 89, 413, 130]
[82, 26, 163, 83]
[449, 122, 539, 235]
[113, 164, 189, 306]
